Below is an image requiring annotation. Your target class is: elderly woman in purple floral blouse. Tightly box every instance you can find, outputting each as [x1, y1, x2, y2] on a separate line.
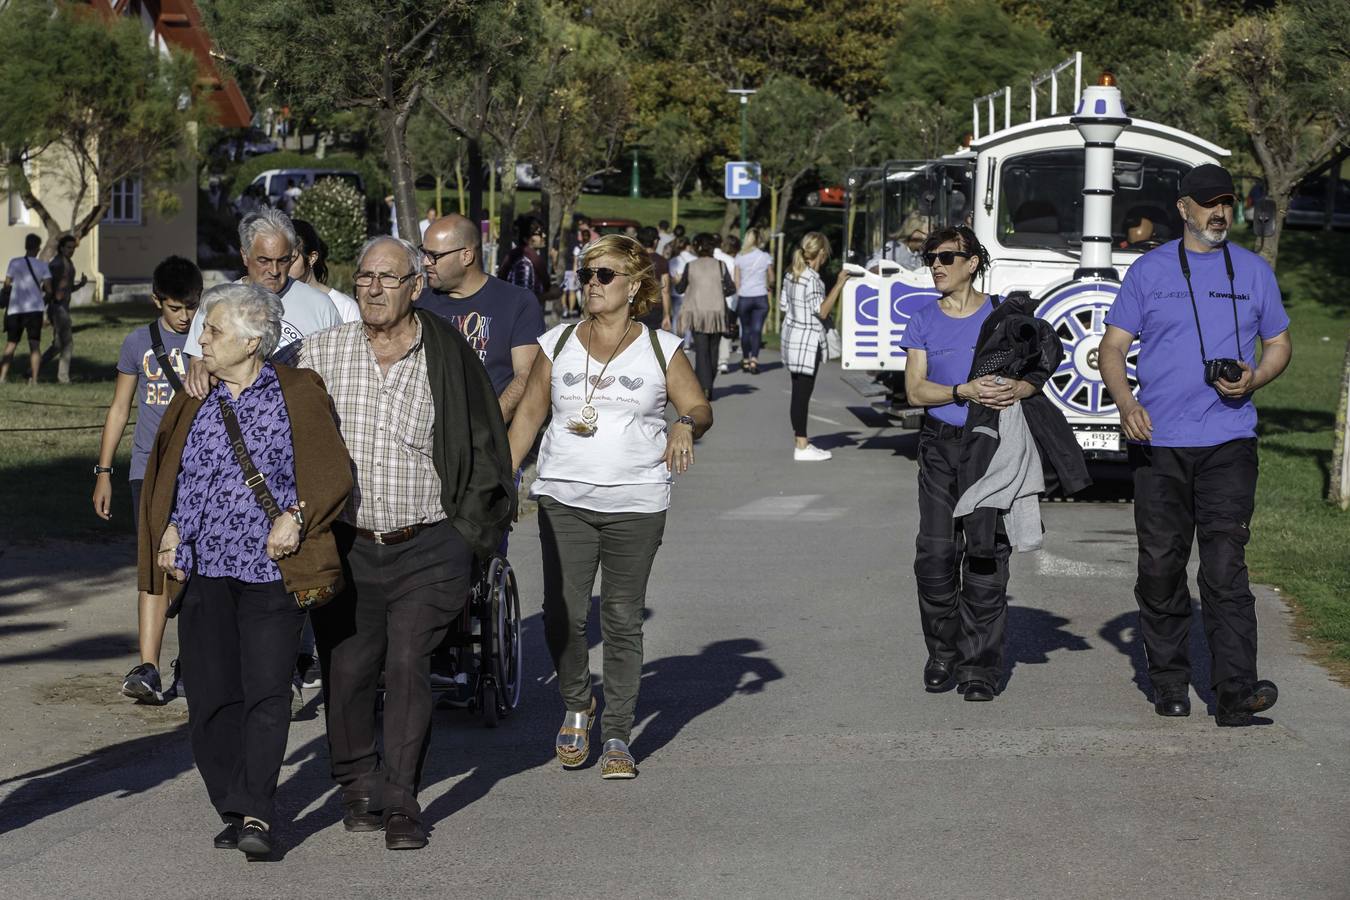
[138, 282, 352, 858]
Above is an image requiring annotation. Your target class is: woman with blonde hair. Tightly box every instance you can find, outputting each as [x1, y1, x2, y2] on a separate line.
[734, 227, 774, 373]
[779, 231, 852, 461]
[509, 234, 712, 779]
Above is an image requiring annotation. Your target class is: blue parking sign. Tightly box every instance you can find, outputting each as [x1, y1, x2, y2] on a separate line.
[724, 162, 762, 200]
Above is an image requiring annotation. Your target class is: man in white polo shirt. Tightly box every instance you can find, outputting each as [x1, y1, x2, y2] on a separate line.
[182, 207, 342, 397]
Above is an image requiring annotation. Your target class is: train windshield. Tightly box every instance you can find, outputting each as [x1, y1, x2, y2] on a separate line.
[997, 149, 1193, 253]
[846, 159, 974, 267]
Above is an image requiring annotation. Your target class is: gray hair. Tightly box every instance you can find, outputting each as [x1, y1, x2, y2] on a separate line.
[238, 207, 298, 257]
[201, 282, 285, 358]
[356, 235, 421, 276]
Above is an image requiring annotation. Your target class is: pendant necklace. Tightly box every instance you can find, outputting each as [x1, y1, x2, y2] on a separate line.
[567, 318, 633, 436]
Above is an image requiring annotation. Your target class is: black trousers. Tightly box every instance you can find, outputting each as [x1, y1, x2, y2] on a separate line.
[313, 520, 473, 822]
[691, 331, 721, 396]
[177, 575, 305, 826]
[1130, 438, 1260, 691]
[789, 349, 821, 437]
[914, 421, 1011, 685]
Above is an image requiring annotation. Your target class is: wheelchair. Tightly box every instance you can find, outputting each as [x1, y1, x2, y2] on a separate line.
[430, 554, 523, 727]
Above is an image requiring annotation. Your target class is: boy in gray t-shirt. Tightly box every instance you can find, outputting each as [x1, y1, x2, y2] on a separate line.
[92, 256, 202, 705]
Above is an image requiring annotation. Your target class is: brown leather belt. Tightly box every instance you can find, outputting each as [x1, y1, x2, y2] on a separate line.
[348, 522, 434, 546]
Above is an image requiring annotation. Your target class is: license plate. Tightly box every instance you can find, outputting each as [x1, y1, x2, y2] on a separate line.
[1075, 429, 1121, 452]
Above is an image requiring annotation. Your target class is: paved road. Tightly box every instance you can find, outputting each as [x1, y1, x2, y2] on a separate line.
[2, 353, 1348, 899]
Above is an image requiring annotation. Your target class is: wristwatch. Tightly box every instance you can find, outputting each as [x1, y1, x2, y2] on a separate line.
[286, 504, 305, 528]
[674, 415, 696, 428]
[93, 465, 113, 476]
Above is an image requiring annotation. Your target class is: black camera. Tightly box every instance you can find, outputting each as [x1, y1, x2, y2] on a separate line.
[1204, 358, 1243, 385]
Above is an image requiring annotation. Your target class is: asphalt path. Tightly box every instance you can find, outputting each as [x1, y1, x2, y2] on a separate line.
[2, 351, 1348, 899]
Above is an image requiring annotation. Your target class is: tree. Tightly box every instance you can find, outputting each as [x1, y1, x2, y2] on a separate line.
[204, 0, 466, 240]
[746, 76, 854, 237]
[420, 0, 549, 251]
[407, 108, 466, 216]
[526, 11, 629, 258]
[645, 111, 713, 230]
[0, 0, 202, 256]
[1198, 2, 1350, 270]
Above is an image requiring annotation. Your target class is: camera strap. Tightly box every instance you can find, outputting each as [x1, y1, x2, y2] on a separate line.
[1177, 239, 1241, 362]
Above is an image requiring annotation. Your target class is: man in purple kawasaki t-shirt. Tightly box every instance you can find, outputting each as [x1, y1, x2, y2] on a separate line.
[1100, 163, 1292, 727]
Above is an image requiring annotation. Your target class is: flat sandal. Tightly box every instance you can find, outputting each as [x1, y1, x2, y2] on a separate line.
[599, 738, 637, 780]
[555, 696, 597, 768]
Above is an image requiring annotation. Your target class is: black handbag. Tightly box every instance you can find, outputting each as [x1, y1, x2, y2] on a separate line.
[218, 397, 341, 610]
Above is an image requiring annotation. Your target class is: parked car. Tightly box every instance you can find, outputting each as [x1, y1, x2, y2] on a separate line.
[233, 168, 366, 212]
[804, 185, 846, 207]
[1246, 173, 1350, 230]
[587, 217, 641, 236]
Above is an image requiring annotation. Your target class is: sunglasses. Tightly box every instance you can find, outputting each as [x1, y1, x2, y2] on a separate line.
[923, 250, 972, 267]
[578, 267, 630, 286]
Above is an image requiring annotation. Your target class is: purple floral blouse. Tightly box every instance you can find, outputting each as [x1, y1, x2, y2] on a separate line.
[171, 363, 297, 582]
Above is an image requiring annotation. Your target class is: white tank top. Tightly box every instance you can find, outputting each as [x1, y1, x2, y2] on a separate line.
[533, 322, 685, 513]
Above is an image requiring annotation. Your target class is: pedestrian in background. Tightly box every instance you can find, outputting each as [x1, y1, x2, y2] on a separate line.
[508, 234, 712, 779]
[290, 218, 360, 323]
[1100, 164, 1292, 726]
[734, 228, 773, 374]
[42, 234, 88, 383]
[674, 233, 734, 400]
[95, 255, 202, 705]
[1, 234, 52, 385]
[182, 208, 343, 398]
[499, 216, 550, 302]
[780, 231, 851, 461]
[140, 282, 352, 858]
[714, 234, 739, 374]
[668, 236, 694, 344]
[636, 225, 672, 331]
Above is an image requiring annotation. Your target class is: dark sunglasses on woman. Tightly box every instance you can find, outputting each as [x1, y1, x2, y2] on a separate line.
[923, 250, 972, 267]
[578, 267, 630, 286]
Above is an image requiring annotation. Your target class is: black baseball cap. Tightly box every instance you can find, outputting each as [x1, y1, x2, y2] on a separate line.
[1179, 164, 1236, 204]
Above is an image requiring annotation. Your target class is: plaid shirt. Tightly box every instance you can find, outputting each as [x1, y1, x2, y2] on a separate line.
[779, 269, 826, 375]
[283, 320, 444, 532]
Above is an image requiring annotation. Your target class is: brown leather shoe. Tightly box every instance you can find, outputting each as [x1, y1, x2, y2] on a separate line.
[385, 814, 427, 850]
[342, 795, 382, 832]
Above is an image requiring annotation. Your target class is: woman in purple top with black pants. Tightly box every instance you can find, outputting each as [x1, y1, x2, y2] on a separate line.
[139, 283, 352, 858]
[900, 226, 1040, 702]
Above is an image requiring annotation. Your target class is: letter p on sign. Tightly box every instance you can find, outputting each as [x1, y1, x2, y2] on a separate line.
[725, 162, 762, 201]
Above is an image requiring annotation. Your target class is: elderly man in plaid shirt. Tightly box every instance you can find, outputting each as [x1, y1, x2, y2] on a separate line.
[282, 236, 514, 851]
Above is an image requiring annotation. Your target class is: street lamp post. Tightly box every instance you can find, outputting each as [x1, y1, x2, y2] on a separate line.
[727, 88, 756, 239]
[630, 147, 640, 199]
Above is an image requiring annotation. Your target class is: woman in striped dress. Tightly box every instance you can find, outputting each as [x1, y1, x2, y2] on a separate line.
[779, 231, 853, 461]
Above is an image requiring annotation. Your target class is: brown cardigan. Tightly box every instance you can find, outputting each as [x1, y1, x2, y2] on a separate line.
[137, 364, 354, 595]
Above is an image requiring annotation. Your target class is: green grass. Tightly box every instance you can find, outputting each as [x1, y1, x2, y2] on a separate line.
[0, 302, 151, 542]
[416, 187, 730, 237]
[1237, 228, 1350, 670]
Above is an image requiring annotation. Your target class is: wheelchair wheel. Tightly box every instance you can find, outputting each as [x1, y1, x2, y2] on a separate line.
[491, 558, 523, 712]
[480, 679, 499, 728]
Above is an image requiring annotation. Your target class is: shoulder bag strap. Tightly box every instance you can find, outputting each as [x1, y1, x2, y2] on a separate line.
[647, 325, 667, 375]
[23, 257, 47, 302]
[216, 396, 283, 523]
[149, 321, 185, 394]
[551, 323, 578, 360]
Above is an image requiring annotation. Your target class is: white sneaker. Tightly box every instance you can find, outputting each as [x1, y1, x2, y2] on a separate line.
[793, 444, 832, 461]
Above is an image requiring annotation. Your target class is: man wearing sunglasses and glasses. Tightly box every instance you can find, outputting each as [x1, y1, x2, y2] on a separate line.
[1101, 163, 1292, 727]
[279, 235, 514, 850]
[416, 214, 545, 423]
[180, 207, 343, 400]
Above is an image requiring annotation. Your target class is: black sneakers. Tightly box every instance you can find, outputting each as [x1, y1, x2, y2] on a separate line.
[121, 663, 165, 704]
[1216, 679, 1278, 727]
[297, 654, 322, 690]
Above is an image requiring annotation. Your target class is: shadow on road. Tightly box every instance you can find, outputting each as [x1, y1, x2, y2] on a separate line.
[0, 725, 193, 838]
[1099, 607, 1216, 709]
[633, 638, 784, 760]
[1002, 604, 1092, 690]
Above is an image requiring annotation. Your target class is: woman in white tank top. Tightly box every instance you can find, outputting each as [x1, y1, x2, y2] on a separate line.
[508, 235, 712, 780]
